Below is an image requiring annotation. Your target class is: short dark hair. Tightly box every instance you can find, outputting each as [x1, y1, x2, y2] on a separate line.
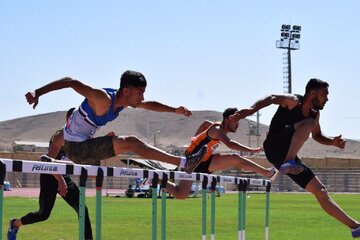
[120, 70, 147, 90]
[305, 78, 329, 94]
[222, 107, 238, 120]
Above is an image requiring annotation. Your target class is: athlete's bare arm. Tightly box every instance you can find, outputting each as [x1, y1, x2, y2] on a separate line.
[25, 77, 111, 115]
[137, 101, 192, 117]
[47, 131, 64, 159]
[209, 125, 261, 153]
[232, 94, 299, 121]
[311, 113, 346, 149]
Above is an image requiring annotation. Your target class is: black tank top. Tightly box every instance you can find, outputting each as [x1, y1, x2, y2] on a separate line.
[268, 94, 318, 136]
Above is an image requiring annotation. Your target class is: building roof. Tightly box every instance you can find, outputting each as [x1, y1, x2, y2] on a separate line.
[13, 141, 49, 148]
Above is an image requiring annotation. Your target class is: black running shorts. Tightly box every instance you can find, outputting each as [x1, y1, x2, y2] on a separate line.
[263, 125, 315, 189]
[194, 155, 214, 174]
[64, 136, 115, 165]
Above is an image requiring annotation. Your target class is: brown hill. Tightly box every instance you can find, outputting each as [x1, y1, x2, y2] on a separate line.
[0, 108, 359, 159]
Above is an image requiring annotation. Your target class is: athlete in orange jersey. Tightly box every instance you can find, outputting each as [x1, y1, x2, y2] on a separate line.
[166, 107, 275, 199]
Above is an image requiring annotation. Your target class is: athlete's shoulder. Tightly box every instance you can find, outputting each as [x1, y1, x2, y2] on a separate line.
[279, 94, 300, 109]
[103, 88, 117, 94]
[104, 88, 118, 98]
[50, 128, 63, 142]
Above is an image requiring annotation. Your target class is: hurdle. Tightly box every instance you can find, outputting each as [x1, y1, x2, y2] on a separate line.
[0, 158, 271, 239]
[161, 170, 271, 240]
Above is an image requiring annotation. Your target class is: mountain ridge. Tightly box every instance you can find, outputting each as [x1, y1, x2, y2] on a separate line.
[1, 109, 359, 159]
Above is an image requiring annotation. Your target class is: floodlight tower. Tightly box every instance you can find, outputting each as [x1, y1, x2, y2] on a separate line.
[276, 24, 301, 93]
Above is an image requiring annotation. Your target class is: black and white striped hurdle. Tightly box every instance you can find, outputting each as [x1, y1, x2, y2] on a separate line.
[0, 158, 271, 240]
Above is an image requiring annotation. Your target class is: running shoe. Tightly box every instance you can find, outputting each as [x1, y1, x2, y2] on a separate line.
[352, 226, 360, 238]
[7, 219, 18, 240]
[184, 145, 207, 174]
[279, 159, 304, 175]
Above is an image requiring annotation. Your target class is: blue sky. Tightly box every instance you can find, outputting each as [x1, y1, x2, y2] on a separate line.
[1, 1, 360, 139]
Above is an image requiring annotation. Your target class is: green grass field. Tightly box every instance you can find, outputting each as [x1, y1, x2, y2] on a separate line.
[2, 193, 360, 239]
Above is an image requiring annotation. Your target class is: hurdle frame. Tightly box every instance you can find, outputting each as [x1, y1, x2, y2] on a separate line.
[0, 158, 271, 240]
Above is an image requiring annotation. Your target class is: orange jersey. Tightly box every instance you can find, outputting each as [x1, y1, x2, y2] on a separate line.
[185, 123, 220, 161]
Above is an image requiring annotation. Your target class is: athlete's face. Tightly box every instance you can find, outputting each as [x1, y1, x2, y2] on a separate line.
[226, 117, 239, 133]
[311, 87, 329, 110]
[125, 86, 145, 107]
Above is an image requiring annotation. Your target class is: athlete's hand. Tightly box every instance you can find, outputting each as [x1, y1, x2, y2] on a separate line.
[25, 91, 39, 109]
[333, 135, 346, 149]
[55, 175, 68, 197]
[175, 106, 192, 117]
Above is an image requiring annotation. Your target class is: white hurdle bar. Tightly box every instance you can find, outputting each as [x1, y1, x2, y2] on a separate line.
[0, 158, 271, 240]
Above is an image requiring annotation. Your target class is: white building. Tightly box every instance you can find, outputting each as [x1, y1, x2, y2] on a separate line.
[12, 141, 49, 153]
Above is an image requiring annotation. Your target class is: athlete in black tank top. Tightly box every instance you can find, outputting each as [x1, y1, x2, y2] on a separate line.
[268, 94, 317, 137]
[231, 78, 360, 237]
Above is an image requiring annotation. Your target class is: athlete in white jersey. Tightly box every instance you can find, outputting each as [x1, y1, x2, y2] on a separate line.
[25, 70, 206, 173]
[64, 88, 123, 142]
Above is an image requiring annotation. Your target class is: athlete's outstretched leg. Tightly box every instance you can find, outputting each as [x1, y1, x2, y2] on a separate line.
[113, 135, 207, 173]
[306, 176, 360, 229]
[208, 154, 274, 178]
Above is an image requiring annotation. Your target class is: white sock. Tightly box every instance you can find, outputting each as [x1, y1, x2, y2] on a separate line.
[179, 157, 186, 168]
[352, 226, 360, 231]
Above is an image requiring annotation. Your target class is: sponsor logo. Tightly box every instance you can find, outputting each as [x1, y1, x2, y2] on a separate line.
[32, 164, 58, 172]
[251, 179, 262, 185]
[119, 169, 138, 176]
[179, 173, 192, 179]
[222, 177, 233, 183]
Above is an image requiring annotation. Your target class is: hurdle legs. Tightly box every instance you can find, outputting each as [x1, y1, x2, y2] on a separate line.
[96, 168, 104, 240]
[242, 180, 248, 240]
[265, 182, 271, 240]
[151, 173, 159, 240]
[238, 179, 243, 240]
[79, 167, 88, 240]
[238, 179, 248, 240]
[161, 173, 168, 240]
[202, 176, 208, 240]
[210, 177, 217, 240]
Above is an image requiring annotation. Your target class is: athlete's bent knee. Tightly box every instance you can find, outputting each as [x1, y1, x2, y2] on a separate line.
[37, 212, 51, 222]
[315, 184, 329, 199]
